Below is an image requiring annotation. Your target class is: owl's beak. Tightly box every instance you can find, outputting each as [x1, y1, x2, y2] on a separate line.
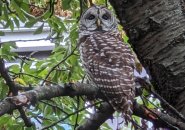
[96, 19, 102, 30]
[96, 19, 101, 27]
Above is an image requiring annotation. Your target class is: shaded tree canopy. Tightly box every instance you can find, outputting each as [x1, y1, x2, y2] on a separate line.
[0, 0, 185, 129]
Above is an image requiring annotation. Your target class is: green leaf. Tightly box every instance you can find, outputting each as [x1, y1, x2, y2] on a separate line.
[3, 6, 10, 28]
[132, 115, 141, 125]
[9, 64, 20, 73]
[0, 1, 2, 16]
[9, 19, 14, 31]
[23, 61, 32, 72]
[43, 10, 51, 20]
[142, 88, 150, 96]
[55, 125, 65, 130]
[52, 71, 61, 83]
[34, 23, 44, 34]
[123, 35, 129, 43]
[69, 26, 78, 44]
[13, 17, 20, 28]
[0, 115, 11, 126]
[24, 19, 37, 28]
[2, 42, 17, 49]
[0, 31, 5, 36]
[7, 124, 22, 130]
[37, 61, 49, 71]
[143, 97, 149, 106]
[48, 18, 61, 32]
[24, 126, 36, 130]
[20, 2, 30, 12]
[11, 0, 26, 22]
[0, 42, 18, 60]
[52, 16, 67, 31]
[0, 79, 9, 99]
[62, 0, 71, 10]
[68, 55, 77, 65]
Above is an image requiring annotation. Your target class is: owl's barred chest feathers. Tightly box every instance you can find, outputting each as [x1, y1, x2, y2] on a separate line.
[79, 31, 134, 70]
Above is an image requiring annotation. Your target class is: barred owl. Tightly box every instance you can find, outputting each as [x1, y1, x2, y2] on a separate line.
[79, 5, 135, 122]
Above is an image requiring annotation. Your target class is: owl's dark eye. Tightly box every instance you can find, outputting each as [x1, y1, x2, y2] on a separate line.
[102, 14, 110, 20]
[87, 14, 95, 20]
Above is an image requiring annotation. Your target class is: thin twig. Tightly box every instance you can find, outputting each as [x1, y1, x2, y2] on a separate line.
[41, 101, 103, 130]
[2, 0, 16, 13]
[105, 0, 108, 7]
[41, 45, 78, 86]
[49, 0, 55, 18]
[74, 96, 80, 130]
[9, 71, 59, 85]
[40, 100, 69, 115]
[140, 96, 179, 130]
[152, 89, 185, 122]
[18, 107, 33, 127]
[136, 77, 185, 122]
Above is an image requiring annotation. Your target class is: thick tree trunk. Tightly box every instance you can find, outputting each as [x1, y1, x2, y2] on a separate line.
[109, 0, 185, 115]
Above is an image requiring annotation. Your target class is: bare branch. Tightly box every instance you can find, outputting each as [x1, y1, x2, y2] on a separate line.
[135, 77, 185, 122]
[77, 102, 114, 130]
[0, 82, 99, 117]
[9, 71, 59, 85]
[0, 59, 33, 126]
[133, 103, 185, 130]
[0, 82, 185, 129]
[2, 0, 16, 13]
[40, 100, 69, 115]
[0, 59, 18, 94]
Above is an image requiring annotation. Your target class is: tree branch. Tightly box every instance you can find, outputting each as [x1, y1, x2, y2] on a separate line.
[135, 77, 185, 122]
[133, 102, 185, 130]
[0, 59, 18, 94]
[77, 102, 114, 130]
[0, 82, 185, 129]
[0, 58, 33, 126]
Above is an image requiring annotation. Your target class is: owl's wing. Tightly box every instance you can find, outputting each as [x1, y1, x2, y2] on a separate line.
[94, 65, 134, 111]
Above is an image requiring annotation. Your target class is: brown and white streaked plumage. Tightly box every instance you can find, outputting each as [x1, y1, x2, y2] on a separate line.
[78, 5, 135, 122]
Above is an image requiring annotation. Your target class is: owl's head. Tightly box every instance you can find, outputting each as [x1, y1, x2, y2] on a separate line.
[79, 5, 118, 33]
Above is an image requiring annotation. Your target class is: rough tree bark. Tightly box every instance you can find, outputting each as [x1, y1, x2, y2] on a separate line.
[109, 0, 185, 116]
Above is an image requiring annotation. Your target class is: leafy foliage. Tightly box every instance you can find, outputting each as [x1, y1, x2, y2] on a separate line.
[0, 0, 160, 129]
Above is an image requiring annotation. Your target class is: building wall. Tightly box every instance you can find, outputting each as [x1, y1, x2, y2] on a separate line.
[0, 23, 53, 59]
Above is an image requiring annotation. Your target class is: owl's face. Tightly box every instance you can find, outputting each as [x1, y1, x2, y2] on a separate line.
[79, 6, 118, 32]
